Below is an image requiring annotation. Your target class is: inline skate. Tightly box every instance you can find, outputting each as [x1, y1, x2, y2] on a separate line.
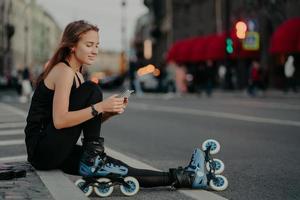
[170, 139, 228, 191]
[75, 137, 139, 197]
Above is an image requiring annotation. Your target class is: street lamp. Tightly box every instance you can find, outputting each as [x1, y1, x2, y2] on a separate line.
[121, 0, 127, 53]
[23, 0, 30, 67]
[120, 0, 127, 74]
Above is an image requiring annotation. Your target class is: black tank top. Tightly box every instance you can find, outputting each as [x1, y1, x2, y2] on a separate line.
[24, 61, 82, 160]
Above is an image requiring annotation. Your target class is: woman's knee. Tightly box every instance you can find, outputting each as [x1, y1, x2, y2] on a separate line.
[70, 81, 103, 108]
[80, 81, 102, 94]
[85, 81, 103, 103]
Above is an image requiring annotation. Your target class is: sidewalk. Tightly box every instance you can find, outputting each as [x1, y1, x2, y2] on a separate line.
[0, 161, 89, 200]
[0, 162, 53, 200]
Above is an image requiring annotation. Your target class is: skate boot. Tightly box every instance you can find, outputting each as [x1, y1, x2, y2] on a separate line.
[79, 137, 128, 177]
[170, 148, 228, 191]
[75, 137, 140, 197]
[170, 148, 208, 189]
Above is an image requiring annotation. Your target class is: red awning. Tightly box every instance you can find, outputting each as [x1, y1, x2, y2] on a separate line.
[166, 37, 205, 63]
[177, 37, 198, 63]
[205, 33, 227, 60]
[166, 31, 259, 63]
[269, 17, 300, 54]
[189, 35, 214, 62]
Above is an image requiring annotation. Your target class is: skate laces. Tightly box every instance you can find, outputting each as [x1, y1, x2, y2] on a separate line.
[187, 149, 200, 170]
[91, 156, 123, 173]
[91, 155, 107, 173]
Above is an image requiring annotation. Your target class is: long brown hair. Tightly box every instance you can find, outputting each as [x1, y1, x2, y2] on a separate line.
[37, 20, 99, 84]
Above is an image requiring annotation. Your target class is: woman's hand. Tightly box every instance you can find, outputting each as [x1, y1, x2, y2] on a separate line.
[105, 97, 129, 115]
[95, 95, 125, 114]
[99, 96, 129, 123]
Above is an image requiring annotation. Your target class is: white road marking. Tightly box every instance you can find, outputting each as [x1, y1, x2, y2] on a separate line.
[129, 102, 300, 127]
[227, 100, 300, 110]
[132, 93, 300, 110]
[0, 113, 18, 117]
[0, 103, 27, 118]
[0, 129, 24, 136]
[0, 155, 27, 163]
[0, 139, 24, 146]
[0, 122, 26, 129]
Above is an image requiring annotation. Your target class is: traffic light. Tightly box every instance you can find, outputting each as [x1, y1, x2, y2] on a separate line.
[226, 38, 234, 54]
[235, 21, 247, 39]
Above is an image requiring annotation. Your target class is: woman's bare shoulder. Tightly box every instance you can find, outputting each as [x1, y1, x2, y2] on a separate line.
[50, 62, 74, 78]
[46, 62, 75, 86]
[52, 62, 74, 74]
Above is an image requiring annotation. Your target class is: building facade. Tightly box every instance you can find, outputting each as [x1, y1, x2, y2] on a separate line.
[0, 0, 61, 84]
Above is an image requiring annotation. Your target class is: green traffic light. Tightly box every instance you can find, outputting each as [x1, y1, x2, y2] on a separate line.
[226, 46, 233, 54]
[226, 38, 234, 54]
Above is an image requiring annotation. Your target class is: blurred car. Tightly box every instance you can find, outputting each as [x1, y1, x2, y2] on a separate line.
[138, 74, 158, 92]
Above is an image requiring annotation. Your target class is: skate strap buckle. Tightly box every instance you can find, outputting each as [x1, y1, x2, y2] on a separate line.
[91, 155, 107, 174]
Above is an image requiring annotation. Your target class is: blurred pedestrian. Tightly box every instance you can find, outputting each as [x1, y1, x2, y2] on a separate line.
[19, 66, 33, 103]
[165, 61, 177, 93]
[15, 69, 23, 96]
[175, 64, 188, 94]
[284, 55, 297, 93]
[24, 20, 208, 191]
[204, 60, 215, 97]
[218, 64, 226, 89]
[247, 61, 264, 96]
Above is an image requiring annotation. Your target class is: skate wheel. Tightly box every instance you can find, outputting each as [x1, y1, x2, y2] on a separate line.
[202, 139, 220, 154]
[94, 178, 114, 197]
[206, 158, 225, 174]
[209, 175, 228, 191]
[75, 179, 93, 197]
[120, 176, 140, 196]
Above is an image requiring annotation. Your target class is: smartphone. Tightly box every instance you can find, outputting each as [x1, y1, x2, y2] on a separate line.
[117, 89, 135, 98]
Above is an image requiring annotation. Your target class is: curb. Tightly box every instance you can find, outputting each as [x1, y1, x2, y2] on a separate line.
[36, 170, 89, 200]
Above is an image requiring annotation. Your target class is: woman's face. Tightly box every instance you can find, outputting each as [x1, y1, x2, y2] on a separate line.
[73, 30, 99, 65]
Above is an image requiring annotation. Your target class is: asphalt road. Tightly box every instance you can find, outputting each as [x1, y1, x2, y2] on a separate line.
[1, 90, 300, 200]
[102, 91, 300, 200]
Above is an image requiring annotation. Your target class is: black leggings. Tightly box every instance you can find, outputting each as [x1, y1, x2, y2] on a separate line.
[31, 81, 172, 187]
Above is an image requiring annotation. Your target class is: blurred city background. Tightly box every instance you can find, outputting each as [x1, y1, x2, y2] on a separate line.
[0, 1, 300, 200]
[0, 0, 299, 96]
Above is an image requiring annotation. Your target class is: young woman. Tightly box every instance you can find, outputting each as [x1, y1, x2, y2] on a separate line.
[24, 20, 207, 190]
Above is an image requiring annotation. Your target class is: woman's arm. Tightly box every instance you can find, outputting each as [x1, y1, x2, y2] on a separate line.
[52, 65, 125, 129]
